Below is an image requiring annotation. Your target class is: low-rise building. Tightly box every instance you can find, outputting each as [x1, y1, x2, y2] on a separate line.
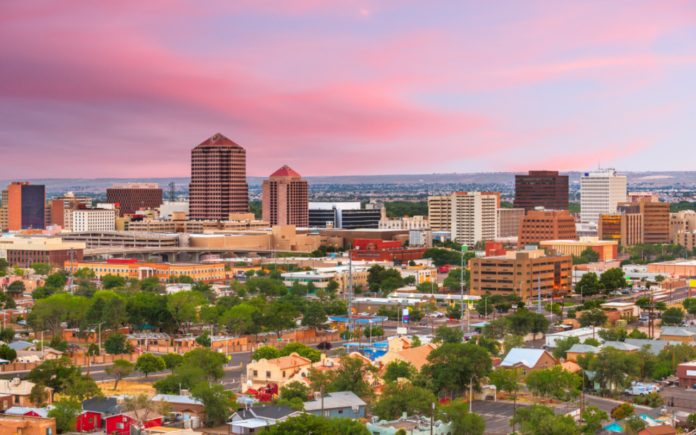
[375, 343, 437, 372]
[281, 266, 370, 294]
[0, 414, 56, 435]
[545, 327, 604, 348]
[244, 353, 313, 393]
[304, 391, 366, 419]
[151, 394, 205, 422]
[0, 378, 54, 408]
[0, 236, 85, 268]
[64, 258, 226, 283]
[565, 344, 601, 361]
[660, 327, 696, 345]
[105, 410, 163, 434]
[498, 348, 556, 377]
[229, 405, 302, 434]
[349, 239, 427, 264]
[539, 238, 618, 261]
[379, 216, 429, 230]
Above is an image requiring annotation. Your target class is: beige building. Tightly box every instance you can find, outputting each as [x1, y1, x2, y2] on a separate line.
[0, 189, 8, 232]
[127, 214, 268, 233]
[0, 237, 85, 268]
[244, 353, 313, 392]
[628, 192, 659, 202]
[400, 265, 437, 284]
[0, 414, 56, 435]
[190, 225, 322, 252]
[670, 210, 696, 239]
[618, 198, 669, 245]
[676, 231, 696, 251]
[375, 343, 437, 372]
[539, 238, 618, 261]
[0, 378, 54, 408]
[451, 192, 498, 247]
[427, 196, 451, 231]
[497, 208, 525, 237]
[469, 250, 572, 301]
[282, 266, 370, 293]
[598, 210, 643, 247]
[379, 215, 429, 230]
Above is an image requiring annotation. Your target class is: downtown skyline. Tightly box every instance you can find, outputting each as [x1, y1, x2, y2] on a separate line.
[2, 1, 696, 179]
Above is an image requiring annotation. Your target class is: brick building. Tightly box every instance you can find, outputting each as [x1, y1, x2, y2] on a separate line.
[65, 258, 227, 283]
[514, 171, 569, 212]
[0, 237, 84, 268]
[349, 239, 427, 264]
[539, 238, 618, 261]
[7, 182, 45, 231]
[518, 210, 577, 248]
[617, 198, 669, 245]
[106, 183, 163, 216]
[598, 205, 644, 246]
[262, 165, 309, 227]
[189, 133, 249, 220]
[0, 414, 56, 435]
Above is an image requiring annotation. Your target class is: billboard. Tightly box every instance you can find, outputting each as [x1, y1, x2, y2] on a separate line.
[690, 279, 696, 288]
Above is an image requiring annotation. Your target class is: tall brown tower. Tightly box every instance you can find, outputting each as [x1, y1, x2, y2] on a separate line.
[262, 166, 309, 227]
[514, 170, 569, 212]
[189, 133, 249, 220]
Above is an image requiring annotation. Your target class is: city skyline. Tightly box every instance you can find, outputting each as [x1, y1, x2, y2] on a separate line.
[2, 1, 696, 179]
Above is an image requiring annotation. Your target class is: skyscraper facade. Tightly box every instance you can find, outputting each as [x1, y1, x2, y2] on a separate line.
[106, 183, 163, 215]
[7, 182, 46, 231]
[262, 165, 309, 227]
[189, 133, 249, 220]
[450, 192, 498, 247]
[514, 170, 569, 212]
[580, 169, 627, 225]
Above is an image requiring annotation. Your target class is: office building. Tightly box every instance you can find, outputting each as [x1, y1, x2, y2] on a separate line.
[427, 196, 451, 231]
[670, 211, 696, 239]
[262, 165, 309, 227]
[7, 182, 46, 231]
[617, 198, 669, 244]
[469, 250, 572, 301]
[518, 210, 577, 248]
[189, 133, 249, 220]
[0, 237, 85, 267]
[628, 192, 659, 203]
[0, 189, 8, 232]
[126, 214, 267, 233]
[580, 169, 627, 225]
[676, 232, 696, 252]
[497, 208, 525, 237]
[106, 182, 163, 216]
[598, 206, 643, 247]
[514, 171, 569, 212]
[72, 209, 117, 232]
[308, 202, 381, 229]
[349, 239, 427, 264]
[451, 192, 499, 247]
[539, 238, 618, 261]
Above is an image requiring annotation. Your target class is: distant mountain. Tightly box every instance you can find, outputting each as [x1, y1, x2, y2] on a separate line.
[2, 170, 695, 192]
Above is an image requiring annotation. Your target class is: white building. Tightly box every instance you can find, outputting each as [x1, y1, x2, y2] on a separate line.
[545, 326, 605, 347]
[580, 169, 627, 225]
[379, 216, 429, 230]
[450, 192, 498, 247]
[72, 209, 116, 232]
[160, 200, 189, 220]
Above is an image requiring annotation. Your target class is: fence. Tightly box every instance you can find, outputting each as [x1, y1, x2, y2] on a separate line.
[0, 353, 137, 372]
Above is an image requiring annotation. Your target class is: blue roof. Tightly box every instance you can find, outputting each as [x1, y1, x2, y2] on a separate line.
[329, 316, 387, 324]
[8, 341, 34, 351]
[500, 348, 546, 368]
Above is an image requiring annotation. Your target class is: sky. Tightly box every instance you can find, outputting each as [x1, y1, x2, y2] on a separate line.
[1, 0, 696, 179]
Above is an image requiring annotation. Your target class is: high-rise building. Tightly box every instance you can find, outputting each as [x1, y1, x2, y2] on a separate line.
[7, 182, 46, 231]
[427, 196, 452, 231]
[497, 208, 526, 237]
[262, 165, 308, 227]
[72, 209, 117, 232]
[308, 203, 381, 229]
[0, 189, 8, 232]
[518, 210, 577, 248]
[189, 133, 249, 220]
[580, 169, 627, 225]
[617, 198, 669, 244]
[451, 192, 498, 247]
[469, 250, 572, 300]
[514, 171, 569, 212]
[598, 205, 643, 246]
[106, 183, 163, 216]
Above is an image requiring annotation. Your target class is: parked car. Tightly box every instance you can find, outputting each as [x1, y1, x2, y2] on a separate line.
[17, 320, 27, 326]
[327, 328, 337, 333]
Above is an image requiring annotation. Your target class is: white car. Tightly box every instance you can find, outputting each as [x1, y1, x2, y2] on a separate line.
[327, 328, 337, 333]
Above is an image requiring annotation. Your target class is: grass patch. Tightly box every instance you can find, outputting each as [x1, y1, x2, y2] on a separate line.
[563, 302, 576, 307]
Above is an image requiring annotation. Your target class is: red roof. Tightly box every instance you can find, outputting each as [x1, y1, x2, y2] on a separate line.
[196, 133, 243, 148]
[270, 165, 301, 177]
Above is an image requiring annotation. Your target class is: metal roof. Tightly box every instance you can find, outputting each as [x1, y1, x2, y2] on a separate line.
[500, 348, 546, 368]
[304, 391, 366, 412]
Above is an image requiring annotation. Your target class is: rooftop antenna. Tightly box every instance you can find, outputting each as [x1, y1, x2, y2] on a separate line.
[168, 182, 176, 202]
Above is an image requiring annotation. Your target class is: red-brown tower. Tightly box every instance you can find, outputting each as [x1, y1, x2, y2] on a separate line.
[189, 133, 249, 220]
[262, 165, 309, 227]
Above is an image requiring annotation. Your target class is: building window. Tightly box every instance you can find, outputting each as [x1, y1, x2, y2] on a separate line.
[116, 423, 125, 429]
[46, 429, 53, 435]
[266, 371, 271, 378]
[14, 395, 19, 404]
[283, 371, 286, 378]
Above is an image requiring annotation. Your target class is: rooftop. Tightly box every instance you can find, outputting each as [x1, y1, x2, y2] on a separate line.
[196, 133, 243, 148]
[500, 348, 549, 368]
[304, 391, 366, 411]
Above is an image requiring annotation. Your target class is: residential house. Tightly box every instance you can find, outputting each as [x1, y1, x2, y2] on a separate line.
[545, 327, 605, 348]
[604, 406, 678, 433]
[638, 426, 678, 435]
[602, 341, 639, 353]
[105, 411, 163, 434]
[498, 349, 556, 377]
[151, 394, 205, 422]
[625, 339, 682, 356]
[659, 327, 696, 345]
[565, 344, 600, 362]
[367, 413, 453, 435]
[285, 353, 384, 394]
[375, 344, 437, 372]
[127, 333, 171, 350]
[0, 414, 56, 435]
[228, 405, 302, 434]
[561, 361, 582, 374]
[0, 378, 54, 408]
[7, 340, 37, 351]
[5, 407, 50, 418]
[244, 353, 312, 392]
[173, 335, 248, 353]
[81, 396, 125, 431]
[15, 349, 63, 364]
[304, 391, 367, 419]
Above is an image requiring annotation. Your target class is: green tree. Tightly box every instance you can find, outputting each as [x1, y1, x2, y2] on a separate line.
[489, 367, 523, 421]
[134, 353, 166, 378]
[421, 343, 493, 395]
[253, 346, 281, 361]
[326, 279, 340, 294]
[578, 308, 608, 339]
[167, 291, 208, 335]
[161, 353, 184, 373]
[102, 274, 126, 289]
[576, 272, 601, 298]
[511, 404, 579, 435]
[104, 359, 134, 389]
[0, 327, 15, 344]
[0, 345, 17, 361]
[433, 324, 463, 344]
[502, 335, 525, 358]
[279, 342, 322, 363]
[329, 354, 377, 401]
[221, 304, 257, 337]
[611, 402, 635, 420]
[623, 415, 647, 435]
[104, 332, 130, 354]
[525, 365, 580, 401]
[7, 280, 26, 295]
[184, 348, 227, 381]
[191, 382, 236, 427]
[600, 268, 627, 292]
[153, 365, 207, 394]
[266, 413, 370, 435]
[661, 307, 685, 326]
[31, 263, 51, 275]
[195, 330, 212, 347]
[581, 406, 609, 434]
[589, 348, 641, 395]
[44, 273, 66, 290]
[30, 293, 89, 336]
[48, 398, 83, 434]
[29, 382, 50, 407]
[438, 400, 487, 435]
[265, 302, 298, 337]
[372, 382, 432, 421]
[280, 381, 312, 401]
[383, 360, 417, 383]
[552, 336, 581, 359]
[301, 303, 329, 330]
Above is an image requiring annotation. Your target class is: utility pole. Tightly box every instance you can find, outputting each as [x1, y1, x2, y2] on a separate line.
[460, 248, 464, 332]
